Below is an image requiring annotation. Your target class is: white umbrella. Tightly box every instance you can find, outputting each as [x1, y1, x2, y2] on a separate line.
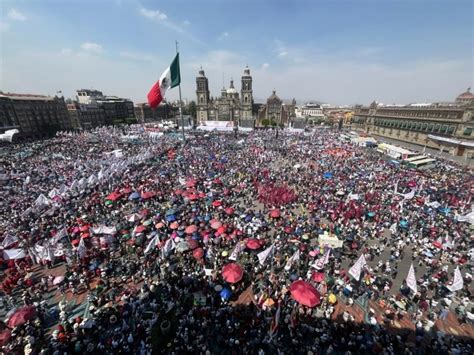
[53, 276, 65, 285]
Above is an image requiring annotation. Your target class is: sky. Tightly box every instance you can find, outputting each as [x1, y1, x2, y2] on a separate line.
[0, 0, 472, 105]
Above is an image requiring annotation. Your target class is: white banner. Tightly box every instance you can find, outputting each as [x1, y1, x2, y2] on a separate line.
[257, 244, 274, 266]
[3, 248, 26, 260]
[406, 264, 417, 294]
[349, 254, 367, 281]
[447, 266, 464, 292]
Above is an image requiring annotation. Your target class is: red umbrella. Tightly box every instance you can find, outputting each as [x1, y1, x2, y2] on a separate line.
[81, 233, 90, 239]
[433, 241, 442, 249]
[134, 225, 146, 234]
[0, 329, 11, 346]
[7, 306, 37, 328]
[312, 272, 325, 283]
[187, 239, 199, 250]
[270, 209, 281, 218]
[155, 222, 165, 229]
[290, 280, 321, 307]
[246, 239, 262, 250]
[141, 191, 156, 199]
[186, 179, 197, 188]
[193, 247, 204, 259]
[79, 225, 90, 232]
[121, 187, 132, 194]
[225, 207, 235, 215]
[185, 225, 198, 234]
[170, 222, 179, 230]
[106, 191, 122, 201]
[71, 239, 80, 246]
[211, 221, 222, 230]
[212, 200, 222, 207]
[187, 194, 199, 201]
[222, 263, 243, 283]
[217, 226, 226, 235]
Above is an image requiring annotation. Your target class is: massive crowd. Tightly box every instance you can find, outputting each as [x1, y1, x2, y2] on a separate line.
[0, 126, 473, 354]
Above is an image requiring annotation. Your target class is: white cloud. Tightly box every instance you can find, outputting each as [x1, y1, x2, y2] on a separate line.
[262, 63, 269, 69]
[278, 51, 288, 57]
[139, 7, 167, 21]
[81, 42, 103, 53]
[60, 48, 73, 56]
[7, 9, 27, 21]
[218, 32, 229, 40]
[119, 51, 156, 62]
[138, 7, 205, 46]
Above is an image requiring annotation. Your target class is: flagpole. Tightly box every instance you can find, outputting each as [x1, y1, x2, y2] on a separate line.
[176, 41, 186, 143]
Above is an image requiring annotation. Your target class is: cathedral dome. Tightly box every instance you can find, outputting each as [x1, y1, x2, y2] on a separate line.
[226, 87, 238, 94]
[456, 88, 474, 101]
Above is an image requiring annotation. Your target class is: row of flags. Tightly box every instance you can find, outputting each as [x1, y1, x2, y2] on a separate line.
[348, 253, 464, 293]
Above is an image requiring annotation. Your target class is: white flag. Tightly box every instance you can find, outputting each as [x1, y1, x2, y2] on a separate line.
[257, 244, 274, 266]
[35, 194, 51, 207]
[311, 249, 331, 270]
[70, 179, 79, 191]
[1, 234, 18, 248]
[52, 227, 68, 245]
[284, 250, 300, 271]
[162, 237, 176, 257]
[393, 182, 398, 194]
[447, 266, 464, 292]
[144, 235, 159, 254]
[77, 238, 87, 258]
[48, 188, 59, 199]
[229, 241, 245, 261]
[3, 249, 26, 260]
[403, 189, 416, 200]
[349, 254, 367, 281]
[24, 176, 31, 184]
[406, 264, 417, 294]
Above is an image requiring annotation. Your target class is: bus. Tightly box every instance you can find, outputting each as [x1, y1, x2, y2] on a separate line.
[407, 158, 436, 170]
[402, 155, 428, 164]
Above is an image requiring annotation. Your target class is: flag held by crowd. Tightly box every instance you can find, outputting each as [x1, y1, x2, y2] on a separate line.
[348, 254, 367, 281]
[447, 266, 464, 292]
[406, 264, 417, 294]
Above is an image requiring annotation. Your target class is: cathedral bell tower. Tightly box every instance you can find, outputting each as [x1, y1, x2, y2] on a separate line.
[196, 67, 210, 123]
[241, 66, 253, 119]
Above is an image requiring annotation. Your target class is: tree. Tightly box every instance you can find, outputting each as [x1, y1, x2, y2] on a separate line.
[261, 118, 270, 127]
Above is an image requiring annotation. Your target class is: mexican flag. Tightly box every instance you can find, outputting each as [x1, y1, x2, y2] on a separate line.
[147, 53, 181, 108]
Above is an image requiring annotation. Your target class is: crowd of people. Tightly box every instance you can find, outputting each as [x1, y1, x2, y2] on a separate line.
[0, 126, 472, 354]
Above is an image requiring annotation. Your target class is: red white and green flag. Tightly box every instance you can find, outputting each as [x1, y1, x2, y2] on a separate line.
[147, 53, 181, 108]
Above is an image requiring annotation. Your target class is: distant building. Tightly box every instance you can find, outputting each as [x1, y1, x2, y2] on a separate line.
[352, 89, 474, 159]
[456, 87, 474, 105]
[75, 90, 135, 125]
[134, 102, 172, 123]
[196, 66, 254, 126]
[0, 92, 72, 140]
[256, 90, 290, 127]
[296, 103, 325, 120]
[67, 102, 106, 130]
[76, 89, 104, 104]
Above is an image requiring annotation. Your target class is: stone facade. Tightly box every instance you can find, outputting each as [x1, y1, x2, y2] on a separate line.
[196, 67, 253, 124]
[0, 92, 72, 140]
[256, 91, 290, 127]
[351, 90, 474, 158]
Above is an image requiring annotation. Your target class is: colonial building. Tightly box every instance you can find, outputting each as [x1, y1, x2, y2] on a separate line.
[134, 102, 171, 123]
[0, 92, 72, 140]
[351, 89, 474, 158]
[256, 91, 291, 127]
[67, 102, 106, 130]
[75, 89, 135, 125]
[196, 66, 253, 125]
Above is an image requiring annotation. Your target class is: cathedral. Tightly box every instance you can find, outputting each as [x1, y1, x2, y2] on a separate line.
[196, 66, 253, 124]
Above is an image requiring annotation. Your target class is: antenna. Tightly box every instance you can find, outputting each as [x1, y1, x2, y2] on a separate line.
[222, 72, 225, 89]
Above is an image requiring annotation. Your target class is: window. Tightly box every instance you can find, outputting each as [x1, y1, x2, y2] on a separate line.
[463, 127, 472, 136]
[447, 126, 455, 134]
